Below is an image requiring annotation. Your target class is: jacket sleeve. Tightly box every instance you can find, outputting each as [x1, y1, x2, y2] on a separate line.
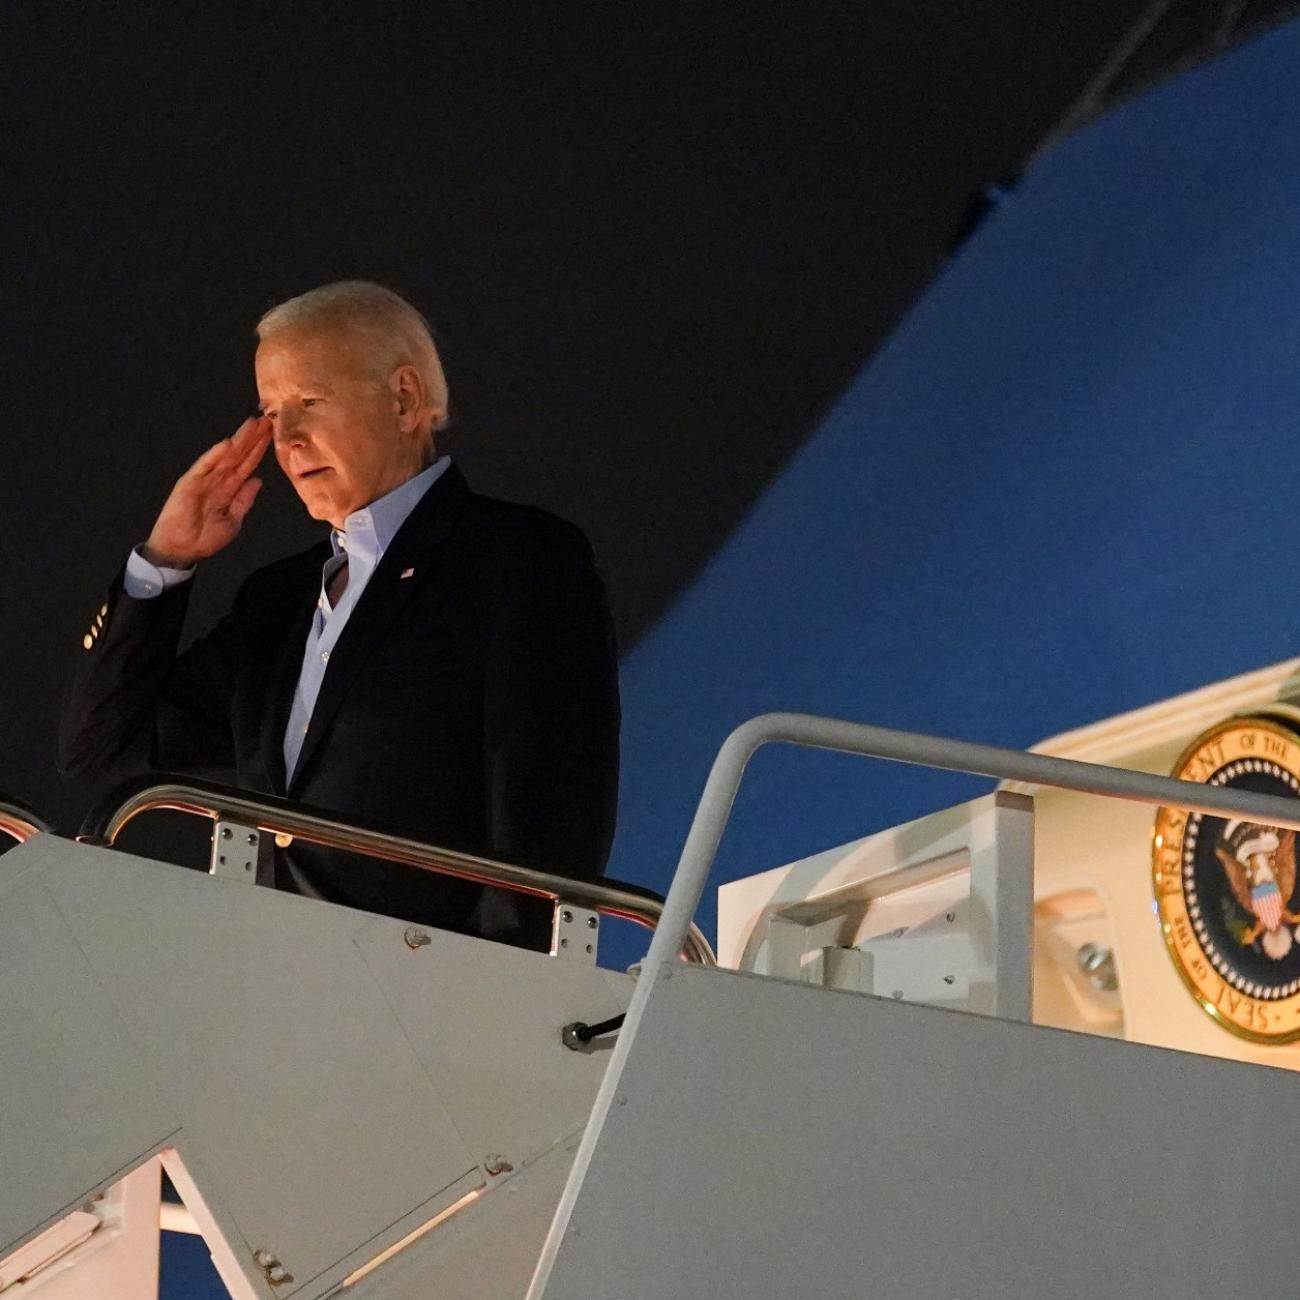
[482, 526, 621, 880]
[57, 568, 245, 786]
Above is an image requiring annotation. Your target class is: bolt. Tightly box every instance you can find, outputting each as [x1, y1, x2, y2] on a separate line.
[484, 1153, 514, 1175]
[561, 909, 573, 923]
[585, 944, 594, 954]
[247, 832, 258, 845]
[253, 1249, 277, 1268]
[945, 912, 956, 923]
[943, 974, 955, 985]
[1077, 942, 1118, 992]
[1077, 942, 1107, 973]
[267, 1265, 294, 1286]
[218, 855, 226, 865]
[587, 915, 598, 929]
[221, 827, 232, 840]
[561, 937, 569, 948]
[404, 927, 432, 950]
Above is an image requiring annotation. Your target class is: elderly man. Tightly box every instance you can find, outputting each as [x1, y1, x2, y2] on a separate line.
[59, 281, 620, 949]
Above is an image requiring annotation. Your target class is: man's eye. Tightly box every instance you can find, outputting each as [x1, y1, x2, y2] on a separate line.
[302, 398, 320, 408]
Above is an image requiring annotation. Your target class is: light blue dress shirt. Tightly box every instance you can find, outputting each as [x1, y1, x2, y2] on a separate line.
[124, 456, 452, 783]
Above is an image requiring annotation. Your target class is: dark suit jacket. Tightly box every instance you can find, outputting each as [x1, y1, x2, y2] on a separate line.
[58, 464, 620, 949]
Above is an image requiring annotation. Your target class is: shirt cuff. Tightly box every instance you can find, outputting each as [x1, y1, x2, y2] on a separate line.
[123, 546, 196, 599]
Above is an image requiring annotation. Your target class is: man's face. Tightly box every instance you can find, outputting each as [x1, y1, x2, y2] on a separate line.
[255, 328, 427, 529]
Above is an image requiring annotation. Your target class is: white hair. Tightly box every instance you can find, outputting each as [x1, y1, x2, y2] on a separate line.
[256, 280, 449, 431]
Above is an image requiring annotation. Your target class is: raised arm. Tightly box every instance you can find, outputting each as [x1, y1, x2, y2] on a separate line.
[57, 418, 272, 784]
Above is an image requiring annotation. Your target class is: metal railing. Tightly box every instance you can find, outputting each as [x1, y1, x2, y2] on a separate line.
[78, 774, 716, 966]
[0, 795, 50, 846]
[638, 712, 1300, 972]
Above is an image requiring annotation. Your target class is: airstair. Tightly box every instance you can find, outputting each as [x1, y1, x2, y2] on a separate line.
[5, 692, 1300, 1298]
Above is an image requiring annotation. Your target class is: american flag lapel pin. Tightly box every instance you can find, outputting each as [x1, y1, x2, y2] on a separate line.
[400, 567, 415, 579]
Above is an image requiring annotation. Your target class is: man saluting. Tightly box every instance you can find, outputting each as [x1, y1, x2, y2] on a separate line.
[59, 281, 620, 949]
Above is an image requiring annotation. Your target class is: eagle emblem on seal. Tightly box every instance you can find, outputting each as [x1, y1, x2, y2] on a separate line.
[1213, 822, 1300, 960]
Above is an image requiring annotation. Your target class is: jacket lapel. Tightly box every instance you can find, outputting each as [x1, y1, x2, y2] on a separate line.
[286, 463, 469, 797]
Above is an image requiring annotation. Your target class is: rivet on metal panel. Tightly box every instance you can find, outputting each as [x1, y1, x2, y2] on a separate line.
[586, 915, 598, 929]
[404, 927, 432, 950]
[561, 909, 573, 923]
[944, 975, 955, 985]
[251, 1249, 294, 1287]
[247, 832, 258, 846]
[221, 827, 232, 840]
[945, 912, 956, 923]
[484, 1153, 514, 1175]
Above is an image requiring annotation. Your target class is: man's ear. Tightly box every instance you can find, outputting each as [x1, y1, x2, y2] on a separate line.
[390, 364, 427, 433]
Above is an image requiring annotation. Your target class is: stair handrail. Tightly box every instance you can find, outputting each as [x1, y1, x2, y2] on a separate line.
[0, 794, 50, 846]
[77, 773, 716, 965]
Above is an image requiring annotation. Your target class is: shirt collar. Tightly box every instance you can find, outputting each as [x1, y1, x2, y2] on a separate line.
[330, 456, 451, 564]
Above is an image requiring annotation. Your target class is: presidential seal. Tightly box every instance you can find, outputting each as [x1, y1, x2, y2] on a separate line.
[1153, 716, 1300, 1042]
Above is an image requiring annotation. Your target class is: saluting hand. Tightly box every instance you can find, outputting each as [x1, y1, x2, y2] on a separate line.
[141, 416, 273, 569]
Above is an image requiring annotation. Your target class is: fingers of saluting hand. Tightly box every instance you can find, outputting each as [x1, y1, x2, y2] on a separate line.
[228, 474, 264, 523]
[233, 417, 273, 479]
[187, 417, 271, 480]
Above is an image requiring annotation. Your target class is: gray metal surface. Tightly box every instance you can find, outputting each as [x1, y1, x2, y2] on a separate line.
[0, 835, 632, 1298]
[344, 1139, 583, 1300]
[538, 964, 1300, 1299]
[532, 709, 1300, 1285]
[0, 880, 178, 1257]
[354, 917, 629, 1173]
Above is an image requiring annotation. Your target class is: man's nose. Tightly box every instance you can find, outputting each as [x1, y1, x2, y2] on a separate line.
[274, 408, 307, 446]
